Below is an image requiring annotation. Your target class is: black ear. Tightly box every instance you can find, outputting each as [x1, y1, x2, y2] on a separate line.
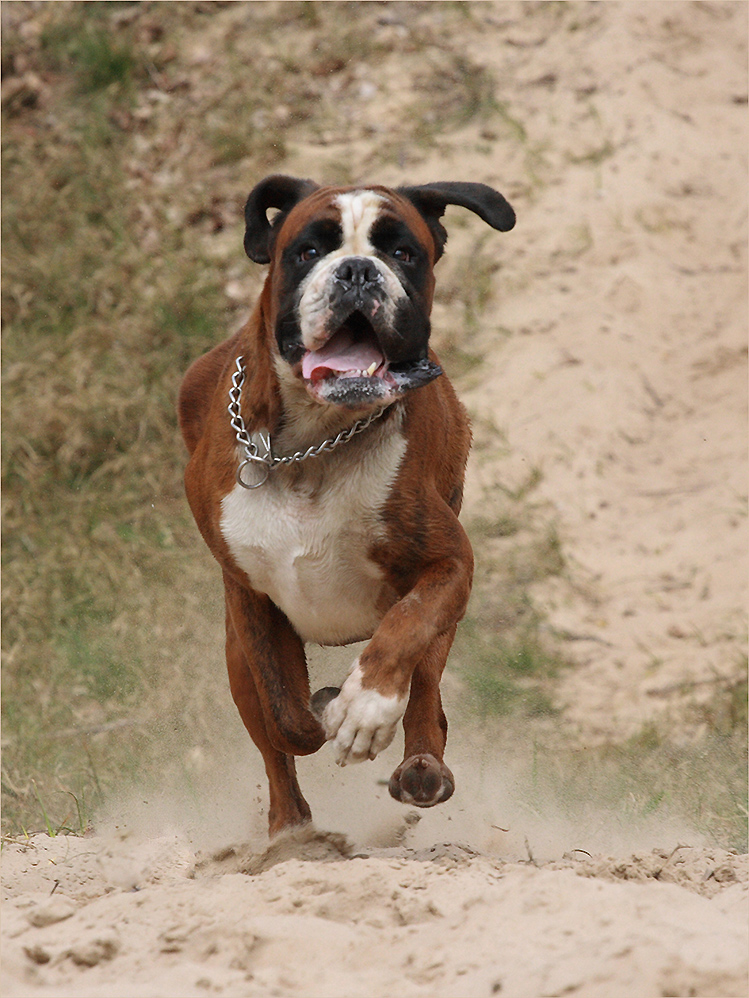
[244, 175, 319, 264]
[396, 182, 515, 260]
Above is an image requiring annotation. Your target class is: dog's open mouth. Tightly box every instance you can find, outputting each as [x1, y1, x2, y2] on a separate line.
[301, 312, 442, 409]
[302, 313, 390, 384]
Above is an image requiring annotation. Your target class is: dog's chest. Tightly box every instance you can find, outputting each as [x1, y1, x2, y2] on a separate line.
[220, 430, 407, 645]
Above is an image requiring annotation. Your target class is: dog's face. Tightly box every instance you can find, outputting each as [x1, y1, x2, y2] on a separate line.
[271, 186, 440, 409]
[244, 176, 515, 409]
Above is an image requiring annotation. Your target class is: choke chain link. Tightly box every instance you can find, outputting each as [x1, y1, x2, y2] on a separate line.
[228, 355, 389, 489]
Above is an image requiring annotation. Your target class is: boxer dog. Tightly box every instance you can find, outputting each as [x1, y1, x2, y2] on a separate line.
[178, 175, 515, 836]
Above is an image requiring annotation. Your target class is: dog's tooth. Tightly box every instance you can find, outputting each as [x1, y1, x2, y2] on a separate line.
[366, 362, 377, 376]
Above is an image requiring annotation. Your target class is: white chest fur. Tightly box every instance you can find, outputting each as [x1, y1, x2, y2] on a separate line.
[220, 425, 407, 646]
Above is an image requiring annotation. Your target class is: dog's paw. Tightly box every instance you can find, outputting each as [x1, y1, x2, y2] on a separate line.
[321, 661, 406, 767]
[388, 754, 454, 807]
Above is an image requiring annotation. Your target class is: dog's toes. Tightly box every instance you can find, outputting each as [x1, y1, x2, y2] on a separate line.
[388, 754, 454, 807]
[310, 687, 341, 723]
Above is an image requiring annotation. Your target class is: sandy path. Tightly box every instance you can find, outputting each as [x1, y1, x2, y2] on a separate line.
[452, 0, 748, 743]
[2, 829, 747, 998]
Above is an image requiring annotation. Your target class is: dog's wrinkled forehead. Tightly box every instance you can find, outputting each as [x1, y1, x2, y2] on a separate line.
[335, 190, 386, 253]
[274, 186, 434, 262]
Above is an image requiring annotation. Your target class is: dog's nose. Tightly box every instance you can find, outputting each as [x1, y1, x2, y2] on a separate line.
[334, 257, 381, 289]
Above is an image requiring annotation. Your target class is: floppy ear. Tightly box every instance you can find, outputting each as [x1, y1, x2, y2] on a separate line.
[396, 182, 515, 260]
[244, 175, 319, 264]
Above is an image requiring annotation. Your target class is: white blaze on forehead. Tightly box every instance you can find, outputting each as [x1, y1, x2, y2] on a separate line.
[335, 190, 386, 255]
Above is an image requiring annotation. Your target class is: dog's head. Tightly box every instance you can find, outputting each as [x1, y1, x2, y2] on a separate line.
[244, 176, 515, 409]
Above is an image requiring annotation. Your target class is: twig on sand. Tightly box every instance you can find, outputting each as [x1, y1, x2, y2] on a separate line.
[524, 836, 538, 867]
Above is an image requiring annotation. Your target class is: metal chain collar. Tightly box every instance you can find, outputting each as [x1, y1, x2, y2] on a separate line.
[228, 355, 390, 489]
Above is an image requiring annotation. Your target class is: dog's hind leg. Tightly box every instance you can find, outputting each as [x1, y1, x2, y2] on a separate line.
[223, 572, 326, 758]
[225, 610, 313, 836]
[388, 627, 456, 807]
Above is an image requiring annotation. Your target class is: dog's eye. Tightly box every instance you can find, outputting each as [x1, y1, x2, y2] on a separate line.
[299, 246, 320, 262]
[392, 247, 412, 263]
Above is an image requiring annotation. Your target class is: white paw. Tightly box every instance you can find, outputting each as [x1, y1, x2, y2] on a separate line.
[322, 659, 406, 767]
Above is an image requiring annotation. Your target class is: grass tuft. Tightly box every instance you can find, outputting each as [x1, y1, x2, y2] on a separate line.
[40, 11, 139, 97]
[529, 724, 748, 853]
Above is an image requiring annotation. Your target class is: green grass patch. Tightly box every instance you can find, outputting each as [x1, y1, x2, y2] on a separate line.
[455, 502, 570, 723]
[465, 661, 558, 718]
[455, 613, 564, 721]
[527, 721, 748, 853]
[39, 7, 140, 97]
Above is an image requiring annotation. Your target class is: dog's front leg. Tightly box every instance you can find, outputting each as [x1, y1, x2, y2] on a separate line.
[322, 524, 472, 768]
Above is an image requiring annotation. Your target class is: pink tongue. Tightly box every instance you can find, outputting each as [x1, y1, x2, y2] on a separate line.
[302, 327, 384, 380]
